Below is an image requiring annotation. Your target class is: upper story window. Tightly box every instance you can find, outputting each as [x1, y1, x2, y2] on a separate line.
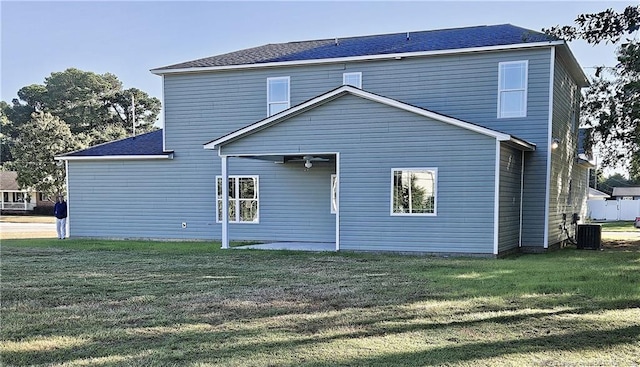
[343, 72, 362, 88]
[267, 77, 290, 116]
[391, 168, 437, 216]
[498, 61, 528, 118]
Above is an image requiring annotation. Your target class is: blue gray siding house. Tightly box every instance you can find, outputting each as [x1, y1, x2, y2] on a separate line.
[57, 24, 591, 256]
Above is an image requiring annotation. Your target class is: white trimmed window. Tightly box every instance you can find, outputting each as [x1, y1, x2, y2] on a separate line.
[343, 72, 362, 88]
[391, 168, 437, 215]
[267, 77, 290, 116]
[498, 61, 528, 118]
[216, 176, 259, 223]
[330, 174, 338, 214]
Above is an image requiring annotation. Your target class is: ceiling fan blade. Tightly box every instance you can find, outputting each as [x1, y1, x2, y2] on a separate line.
[287, 155, 330, 162]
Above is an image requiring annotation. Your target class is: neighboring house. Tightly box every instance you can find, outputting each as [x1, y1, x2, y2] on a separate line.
[0, 171, 51, 213]
[589, 187, 640, 221]
[588, 188, 610, 200]
[611, 187, 640, 200]
[56, 24, 592, 256]
[586, 187, 612, 221]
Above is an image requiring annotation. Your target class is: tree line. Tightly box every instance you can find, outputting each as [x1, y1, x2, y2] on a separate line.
[1, 68, 161, 197]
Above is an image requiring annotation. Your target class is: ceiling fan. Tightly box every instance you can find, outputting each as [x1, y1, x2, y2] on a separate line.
[288, 155, 330, 168]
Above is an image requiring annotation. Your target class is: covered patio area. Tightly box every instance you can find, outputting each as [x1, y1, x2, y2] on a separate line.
[212, 151, 340, 251]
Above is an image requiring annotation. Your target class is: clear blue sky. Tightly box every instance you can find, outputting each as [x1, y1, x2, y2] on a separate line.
[1, 0, 635, 119]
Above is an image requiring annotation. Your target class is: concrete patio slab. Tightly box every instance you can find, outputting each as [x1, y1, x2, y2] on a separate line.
[235, 242, 336, 252]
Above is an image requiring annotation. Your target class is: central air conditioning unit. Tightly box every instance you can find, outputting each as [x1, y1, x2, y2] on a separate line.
[576, 224, 601, 250]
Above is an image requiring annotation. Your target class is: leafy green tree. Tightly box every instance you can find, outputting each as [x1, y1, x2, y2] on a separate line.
[544, 6, 640, 180]
[104, 87, 160, 135]
[3, 68, 161, 195]
[0, 101, 14, 163]
[1, 99, 37, 163]
[9, 112, 82, 197]
[7, 68, 160, 143]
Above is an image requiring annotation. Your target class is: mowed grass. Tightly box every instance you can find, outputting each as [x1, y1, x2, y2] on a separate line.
[1, 239, 639, 366]
[599, 220, 638, 232]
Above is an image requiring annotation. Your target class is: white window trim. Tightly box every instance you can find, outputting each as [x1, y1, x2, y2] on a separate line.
[216, 175, 259, 224]
[343, 72, 362, 88]
[390, 168, 438, 216]
[497, 60, 528, 118]
[330, 174, 337, 214]
[267, 76, 290, 116]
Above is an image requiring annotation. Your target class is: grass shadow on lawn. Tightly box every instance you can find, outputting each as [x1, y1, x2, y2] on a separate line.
[1, 238, 639, 366]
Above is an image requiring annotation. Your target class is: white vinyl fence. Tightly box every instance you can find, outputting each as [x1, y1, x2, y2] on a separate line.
[588, 199, 640, 221]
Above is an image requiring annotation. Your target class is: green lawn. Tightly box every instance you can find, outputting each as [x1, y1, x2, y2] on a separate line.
[599, 220, 638, 232]
[1, 239, 639, 366]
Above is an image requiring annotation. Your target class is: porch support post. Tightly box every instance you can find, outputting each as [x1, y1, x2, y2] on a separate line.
[221, 154, 229, 249]
[335, 152, 340, 251]
[493, 140, 500, 256]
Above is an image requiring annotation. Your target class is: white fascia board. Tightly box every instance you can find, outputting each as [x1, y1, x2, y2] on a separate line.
[206, 85, 521, 150]
[218, 150, 339, 159]
[153, 41, 565, 75]
[55, 154, 174, 161]
[504, 137, 536, 151]
[555, 43, 590, 88]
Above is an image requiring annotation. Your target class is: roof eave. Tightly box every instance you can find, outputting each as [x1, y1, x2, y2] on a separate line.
[500, 137, 536, 151]
[55, 153, 174, 161]
[555, 42, 590, 88]
[576, 154, 596, 168]
[152, 41, 565, 76]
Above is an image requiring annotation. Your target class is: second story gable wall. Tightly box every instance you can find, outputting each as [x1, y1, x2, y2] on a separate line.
[163, 47, 554, 154]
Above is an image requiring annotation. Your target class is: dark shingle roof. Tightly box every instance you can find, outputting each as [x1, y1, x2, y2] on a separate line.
[0, 171, 20, 191]
[155, 24, 555, 71]
[61, 130, 169, 157]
